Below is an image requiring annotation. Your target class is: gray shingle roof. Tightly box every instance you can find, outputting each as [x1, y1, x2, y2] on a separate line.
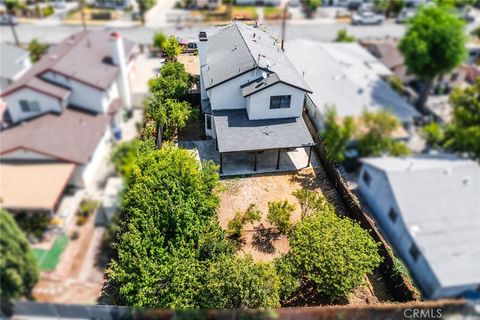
[361, 155, 480, 288]
[202, 22, 311, 94]
[0, 108, 108, 164]
[213, 109, 314, 153]
[286, 39, 419, 124]
[1, 31, 136, 99]
[0, 43, 29, 79]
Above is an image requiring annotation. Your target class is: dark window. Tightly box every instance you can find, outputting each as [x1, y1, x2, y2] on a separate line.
[450, 73, 458, 82]
[388, 208, 398, 223]
[206, 114, 212, 130]
[19, 100, 40, 112]
[362, 170, 371, 187]
[409, 243, 420, 262]
[270, 95, 291, 109]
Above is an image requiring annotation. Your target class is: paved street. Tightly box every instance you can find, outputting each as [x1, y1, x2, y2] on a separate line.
[0, 21, 401, 44]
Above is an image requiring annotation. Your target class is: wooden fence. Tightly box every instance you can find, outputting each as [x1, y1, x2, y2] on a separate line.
[303, 110, 421, 302]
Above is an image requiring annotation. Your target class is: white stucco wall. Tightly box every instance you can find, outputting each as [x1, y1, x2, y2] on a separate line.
[42, 71, 118, 114]
[69, 129, 111, 188]
[208, 71, 254, 111]
[1, 148, 55, 161]
[246, 82, 305, 120]
[4, 88, 62, 123]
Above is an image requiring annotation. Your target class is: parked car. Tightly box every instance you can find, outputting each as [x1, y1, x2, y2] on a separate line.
[351, 11, 384, 25]
[396, 8, 415, 23]
[0, 14, 17, 25]
[185, 42, 197, 53]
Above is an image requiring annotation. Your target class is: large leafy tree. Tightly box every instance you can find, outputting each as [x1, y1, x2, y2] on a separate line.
[399, 5, 466, 111]
[444, 80, 480, 159]
[105, 145, 281, 308]
[0, 210, 39, 303]
[278, 211, 382, 302]
[148, 98, 191, 139]
[200, 255, 280, 309]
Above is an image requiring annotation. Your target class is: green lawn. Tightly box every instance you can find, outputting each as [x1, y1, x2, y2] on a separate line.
[33, 235, 68, 271]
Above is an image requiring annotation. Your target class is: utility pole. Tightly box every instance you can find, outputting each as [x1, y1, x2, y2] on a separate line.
[79, 0, 87, 31]
[280, 4, 287, 50]
[9, 17, 20, 47]
[6, 4, 20, 47]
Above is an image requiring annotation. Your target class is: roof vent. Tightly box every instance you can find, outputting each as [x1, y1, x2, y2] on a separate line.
[443, 168, 452, 175]
[463, 176, 472, 186]
[50, 54, 59, 60]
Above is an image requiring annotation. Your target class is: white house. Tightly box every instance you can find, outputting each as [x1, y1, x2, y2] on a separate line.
[0, 43, 31, 94]
[235, 0, 280, 6]
[0, 30, 137, 213]
[358, 155, 480, 299]
[1, 30, 137, 125]
[198, 22, 315, 173]
[286, 39, 420, 133]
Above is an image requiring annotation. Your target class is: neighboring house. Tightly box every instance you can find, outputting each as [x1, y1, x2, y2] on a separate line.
[0, 109, 110, 212]
[0, 43, 31, 94]
[198, 22, 315, 172]
[358, 155, 480, 299]
[235, 0, 280, 6]
[361, 38, 479, 90]
[194, 0, 221, 9]
[1, 30, 137, 125]
[286, 39, 419, 133]
[91, 0, 136, 10]
[0, 30, 137, 213]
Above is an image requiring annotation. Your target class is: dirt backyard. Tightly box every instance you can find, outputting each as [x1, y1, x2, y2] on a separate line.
[217, 167, 395, 305]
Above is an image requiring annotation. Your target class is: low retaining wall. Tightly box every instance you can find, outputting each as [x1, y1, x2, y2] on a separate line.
[303, 110, 421, 302]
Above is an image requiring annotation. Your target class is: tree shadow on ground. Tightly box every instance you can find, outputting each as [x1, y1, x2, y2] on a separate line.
[288, 169, 321, 191]
[251, 224, 280, 254]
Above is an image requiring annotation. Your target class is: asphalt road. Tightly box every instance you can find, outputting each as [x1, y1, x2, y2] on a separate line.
[1, 18, 478, 46]
[0, 20, 409, 45]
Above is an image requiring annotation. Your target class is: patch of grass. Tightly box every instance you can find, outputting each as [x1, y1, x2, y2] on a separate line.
[232, 6, 258, 20]
[33, 235, 68, 271]
[264, 6, 284, 19]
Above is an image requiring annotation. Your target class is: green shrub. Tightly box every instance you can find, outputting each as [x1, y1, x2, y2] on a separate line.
[226, 203, 261, 239]
[267, 200, 295, 235]
[292, 189, 334, 219]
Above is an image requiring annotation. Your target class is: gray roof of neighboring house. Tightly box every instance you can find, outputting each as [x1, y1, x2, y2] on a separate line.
[1, 30, 136, 99]
[213, 109, 314, 153]
[201, 22, 312, 94]
[0, 43, 30, 79]
[0, 108, 108, 164]
[286, 39, 419, 124]
[361, 155, 480, 288]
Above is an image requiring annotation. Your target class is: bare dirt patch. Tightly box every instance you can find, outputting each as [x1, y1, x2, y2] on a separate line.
[218, 168, 322, 262]
[218, 167, 394, 305]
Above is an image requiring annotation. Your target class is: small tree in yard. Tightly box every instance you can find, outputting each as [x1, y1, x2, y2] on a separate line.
[421, 122, 445, 150]
[279, 211, 382, 302]
[357, 110, 410, 157]
[305, 0, 321, 19]
[335, 29, 355, 43]
[163, 36, 184, 62]
[148, 98, 191, 140]
[111, 140, 139, 180]
[28, 39, 48, 63]
[320, 107, 356, 163]
[227, 204, 261, 239]
[153, 32, 167, 53]
[444, 80, 480, 159]
[292, 189, 334, 219]
[267, 200, 295, 235]
[399, 6, 466, 112]
[0, 210, 39, 305]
